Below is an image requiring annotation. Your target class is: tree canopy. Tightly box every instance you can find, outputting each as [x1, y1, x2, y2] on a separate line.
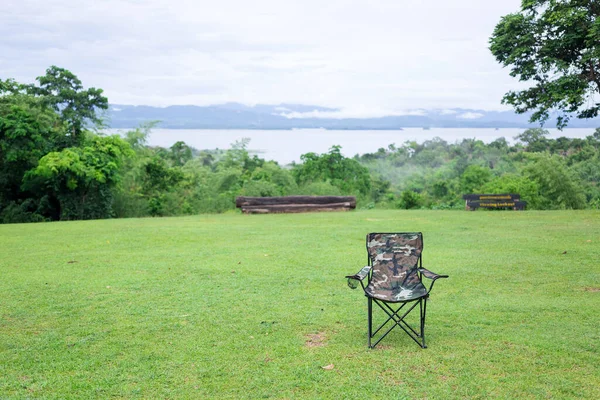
[0, 67, 119, 222]
[490, 0, 600, 128]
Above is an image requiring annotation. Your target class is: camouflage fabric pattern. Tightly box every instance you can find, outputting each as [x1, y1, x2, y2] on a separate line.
[352, 266, 371, 281]
[364, 233, 428, 302]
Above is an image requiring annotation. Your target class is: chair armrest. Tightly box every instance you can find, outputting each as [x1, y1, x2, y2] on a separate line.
[345, 266, 371, 281]
[346, 266, 371, 290]
[418, 268, 449, 281]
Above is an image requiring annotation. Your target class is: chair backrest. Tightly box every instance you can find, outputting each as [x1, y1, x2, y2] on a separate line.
[366, 232, 423, 290]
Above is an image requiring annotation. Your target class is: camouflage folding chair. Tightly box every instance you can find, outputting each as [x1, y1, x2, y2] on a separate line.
[346, 232, 448, 349]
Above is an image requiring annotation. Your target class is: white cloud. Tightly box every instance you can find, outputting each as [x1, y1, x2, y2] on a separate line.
[457, 112, 485, 120]
[1, 0, 524, 115]
[440, 109, 458, 115]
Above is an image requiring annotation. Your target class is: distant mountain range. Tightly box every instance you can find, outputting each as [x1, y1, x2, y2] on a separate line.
[106, 103, 600, 129]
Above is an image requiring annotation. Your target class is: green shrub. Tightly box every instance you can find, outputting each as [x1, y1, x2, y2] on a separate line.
[296, 181, 343, 196]
[0, 200, 46, 224]
[397, 190, 422, 209]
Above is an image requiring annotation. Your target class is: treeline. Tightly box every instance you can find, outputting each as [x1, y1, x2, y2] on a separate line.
[110, 134, 376, 219]
[357, 129, 600, 210]
[1, 68, 599, 224]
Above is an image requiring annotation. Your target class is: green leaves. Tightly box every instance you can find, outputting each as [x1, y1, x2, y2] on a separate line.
[24, 135, 132, 220]
[459, 165, 493, 194]
[0, 66, 112, 221]
[524, 153, 587, 209]
[514, 128, 550, 152]
[28, 66, 109, 146]
[490, 1, 600, 128]
[293, 146, 372, 196]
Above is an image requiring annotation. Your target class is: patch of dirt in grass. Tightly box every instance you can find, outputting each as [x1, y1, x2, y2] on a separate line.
[583, 287, 600, 292]
[305, 332, 327, 348]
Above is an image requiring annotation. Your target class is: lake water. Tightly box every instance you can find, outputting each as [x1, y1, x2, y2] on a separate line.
[109, 127, 597, 165]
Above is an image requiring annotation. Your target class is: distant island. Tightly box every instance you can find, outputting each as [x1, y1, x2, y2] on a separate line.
[107, 103, 600, 130]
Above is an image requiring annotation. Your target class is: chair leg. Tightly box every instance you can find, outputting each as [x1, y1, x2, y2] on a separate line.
[367, 297, 373, 348]
[420, 297, 428, 349]
[369, 298, 428, 349]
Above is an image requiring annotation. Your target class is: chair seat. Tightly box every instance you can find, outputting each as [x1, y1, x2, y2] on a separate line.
[365, 281, 428, 302]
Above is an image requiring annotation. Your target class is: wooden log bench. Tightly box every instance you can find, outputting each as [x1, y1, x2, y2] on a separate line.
[462, 194, 527, 211]
[236, 196, 356, 214]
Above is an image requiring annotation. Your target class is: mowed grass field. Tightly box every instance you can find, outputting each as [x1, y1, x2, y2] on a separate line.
[1, 210, 599, 399]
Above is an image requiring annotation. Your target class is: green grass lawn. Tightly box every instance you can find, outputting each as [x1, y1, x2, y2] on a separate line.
[1, 210, 599, 399]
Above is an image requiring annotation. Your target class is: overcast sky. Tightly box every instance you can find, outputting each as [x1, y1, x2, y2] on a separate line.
[2, 0, 524, 117]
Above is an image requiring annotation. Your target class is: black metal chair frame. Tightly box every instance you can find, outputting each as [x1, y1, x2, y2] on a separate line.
[346, 233, 448, 349]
